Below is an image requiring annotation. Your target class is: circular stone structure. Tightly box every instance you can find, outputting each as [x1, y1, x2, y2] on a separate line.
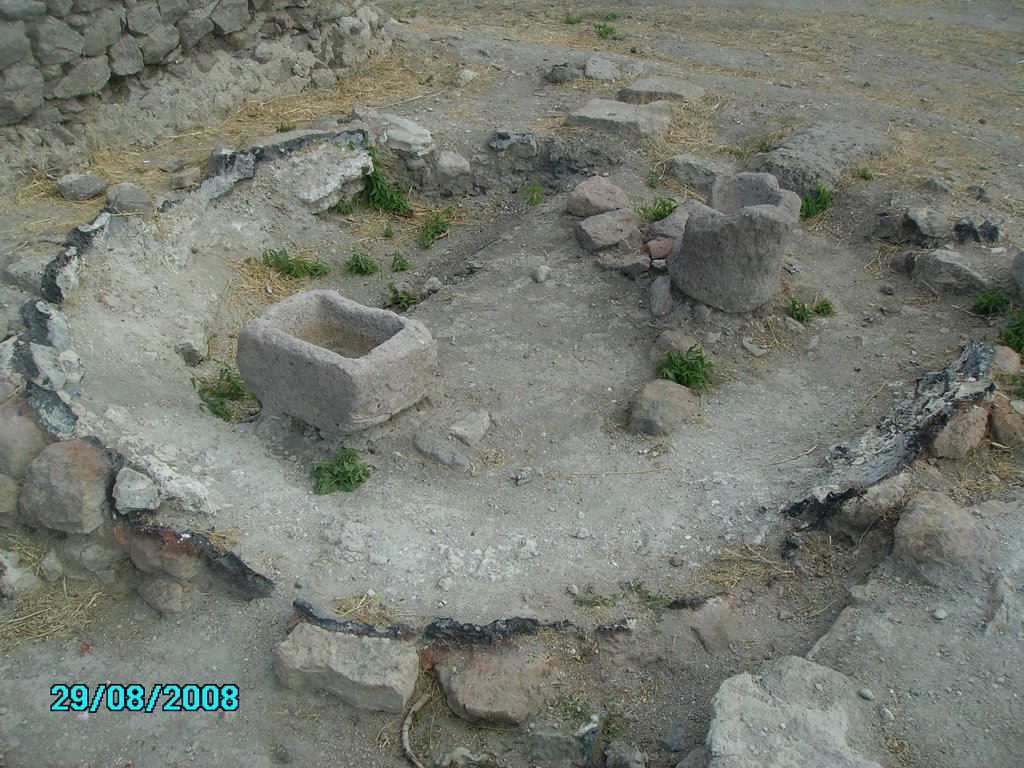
[668, 172, 801, 313]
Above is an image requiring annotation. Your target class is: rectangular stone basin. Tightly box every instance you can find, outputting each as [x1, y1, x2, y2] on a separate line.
[236, 290, 437, 435]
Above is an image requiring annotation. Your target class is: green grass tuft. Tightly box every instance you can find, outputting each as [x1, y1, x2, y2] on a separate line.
[999, 312, 1024, 354]
[258, 248, 330, 278]
[388, 283, 421, 310]
[973, 291, 1009, 316]
[364, 145, 412, 215]
[418, 208, 453, 248]
[344, 250, 379, 275]
[522, 181, 544, 205]
[191, 363, 261, 422]
[563, 13, 583, 24]
[788, 298, 812, 322]
[391, 252, 411, 272]
[858, 167, 874, 180]
[601, 10, 620, 20]
[800, 184, 833, 219]
[645, 168, 662, 188]
[382, 223, 395, 239]
[594, 22, 619, 39]
[812, 299, 835, 317]
[638, 196, 678, 222]
[657, 346, 714, 391]
[312, 448, 371, 494]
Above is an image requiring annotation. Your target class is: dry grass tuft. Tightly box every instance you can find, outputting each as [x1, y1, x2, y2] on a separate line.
[706, 544, 795, 588]
[647, 97, 724, 164]
[0, 583, 108, 650]
[951, 443, 1023, 503]
[331, 592, 411, 627]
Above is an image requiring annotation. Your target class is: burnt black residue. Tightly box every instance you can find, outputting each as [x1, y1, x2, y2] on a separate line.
[425, 616, 574, 645]
[784, 341, 995, 526]
[292, 600, 415, 640]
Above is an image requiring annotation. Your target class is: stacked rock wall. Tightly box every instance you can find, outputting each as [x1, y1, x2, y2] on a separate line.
[0, 0, 392, 128]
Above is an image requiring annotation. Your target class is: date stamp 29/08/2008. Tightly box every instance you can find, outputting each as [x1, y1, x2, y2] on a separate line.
[50, 684, 239, 713]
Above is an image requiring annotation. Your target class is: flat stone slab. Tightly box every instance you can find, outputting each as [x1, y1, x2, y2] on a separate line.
[260, 143, 372, 214]
[617, 76, 705, 104]
[707, 656, 883, 768]
[274, 622, 419, 713]
[436, 648, 554, 724]
[567, 98, 672, 138]
[747, 122, 893, 197]
[237, 290, 437, 435]
[575, 209, 640, 251]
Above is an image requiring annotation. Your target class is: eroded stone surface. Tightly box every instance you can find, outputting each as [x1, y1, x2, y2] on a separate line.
[669, 173, 800, 312]
[567, 98, 672, 138]
[274, 622, 418, 713]
[747, 122, 893, 197]
[19, 438, 113, 534]
[617, 76, 705, 104]
[567, 176, 630, 218]
[237, 290, 437, 435]
[630, 379, 698, 436]
[892, 491, 994, 587]
[707, 656, 883, 768]
[437, 648, 554, 724]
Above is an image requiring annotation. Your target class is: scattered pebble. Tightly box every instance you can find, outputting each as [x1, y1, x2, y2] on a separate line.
[572, 528, 591, 540]
[669, 554, 685, 567]
[532, 265, 551, 283]
[858, 687, 875, 701]
[879, 707, 895, 722]
[880, 284, 896, 296]
[933, 607, 948, 620]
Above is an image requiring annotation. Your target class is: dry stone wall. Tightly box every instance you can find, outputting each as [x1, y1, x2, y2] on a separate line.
[0, 0, 392, 126]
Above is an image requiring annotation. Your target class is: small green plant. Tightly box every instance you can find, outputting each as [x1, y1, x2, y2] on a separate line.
[418, 208, 453, 248]
[638, 196, 678, 222]
[258, 248, 330, 278]
[1006, 375, 1024, 398]
[522, 181, 544, 205]
[645, 168, 662, 188]
[858, 167, 874, 180]
[382, 223, 395, 239]
[388, 283, 421, 310]
[391, 252, 411, 272]
[973, 291, 1009, 316]
[344, 250, 379, 275]
[601, 10, 620, 20]
[276, 123, 296, 133]
[800, 184, 834, 219]
[312, 448, 371, 494]
[999, 312, 1024, 354]
[657, 346, 714, 392]
[812, 299, 835, 317]
[563, 13, 583, 24]
[788, 297, 812, 322]
[331, 199, 358, 215]
[191, 363, 260, 422]
[594, 22, 618, 39]
[620, 580, 667, 619]
[720, 145, 748, 158]
[364, 145, 412, 214]
[571, 584, 617, 609]
[757, 138, 773, 153]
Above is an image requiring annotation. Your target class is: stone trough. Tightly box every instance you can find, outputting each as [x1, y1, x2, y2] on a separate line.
[668, 172, 801, 313]
[236, 290, 437, 436]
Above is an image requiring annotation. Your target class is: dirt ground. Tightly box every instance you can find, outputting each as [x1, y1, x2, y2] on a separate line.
[1, 1, 1023, 766]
